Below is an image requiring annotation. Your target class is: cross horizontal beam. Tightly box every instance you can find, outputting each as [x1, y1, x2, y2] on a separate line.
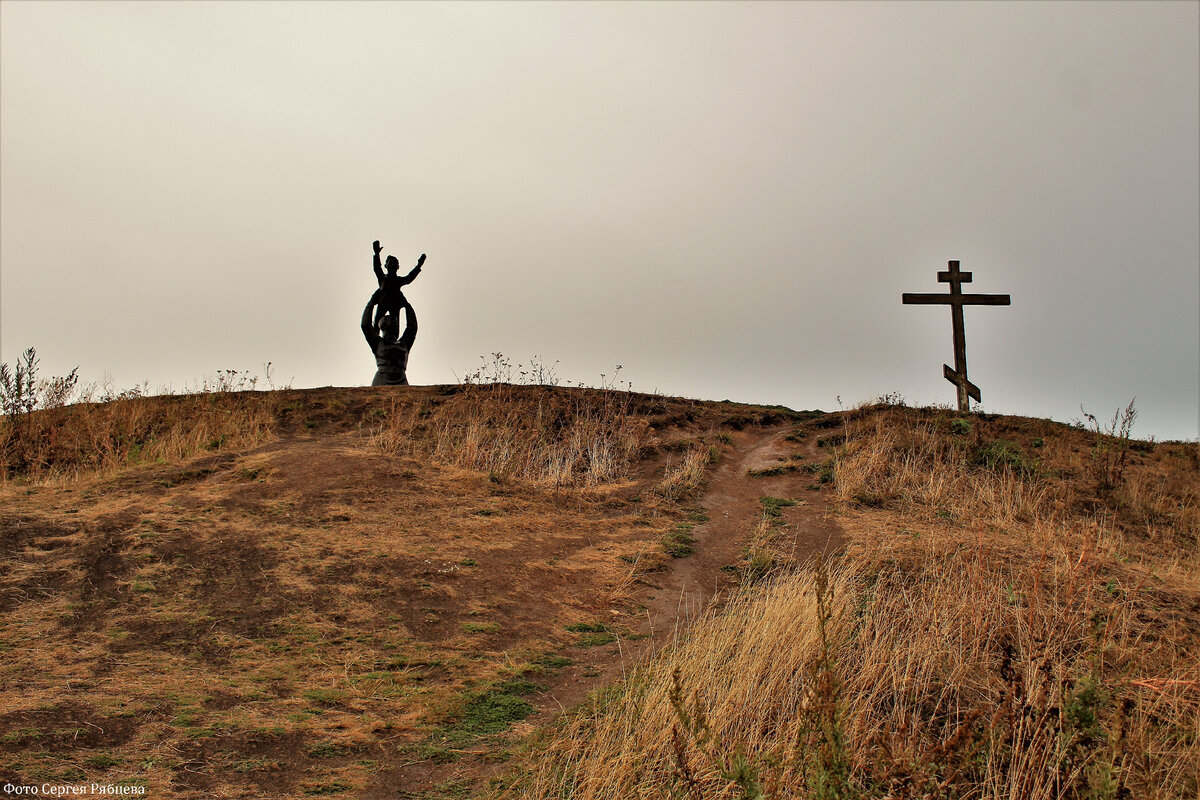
[902, 292, 1011, 306]
[944, 364, 981, 402]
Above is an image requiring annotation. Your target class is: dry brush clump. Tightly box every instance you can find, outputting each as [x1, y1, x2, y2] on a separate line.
[1, 352, 280, 482]
[657, 446, 711, 500]
[499, 407, 1199, 800]
[834, 406, 1198, 536]
[373, 383, 649, 488]
[831, 411, 1057, 526]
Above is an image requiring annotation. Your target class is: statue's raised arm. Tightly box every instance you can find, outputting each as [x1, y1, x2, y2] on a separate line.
[361, 290, 381, 349]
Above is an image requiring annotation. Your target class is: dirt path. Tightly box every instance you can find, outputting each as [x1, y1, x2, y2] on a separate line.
[374, 421, 845, 797]
[644, 425, 814, 631]
[518, 421, 844, 727]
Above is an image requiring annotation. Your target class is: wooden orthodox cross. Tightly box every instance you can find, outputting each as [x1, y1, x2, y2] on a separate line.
[902, 260, 1011, 412]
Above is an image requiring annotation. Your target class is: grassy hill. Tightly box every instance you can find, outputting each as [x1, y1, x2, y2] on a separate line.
[0, 383, 1196, 799]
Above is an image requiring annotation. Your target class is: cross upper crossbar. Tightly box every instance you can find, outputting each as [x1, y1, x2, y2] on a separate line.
[901, 293, 1011, 306]
[902, 260, 1011, 412]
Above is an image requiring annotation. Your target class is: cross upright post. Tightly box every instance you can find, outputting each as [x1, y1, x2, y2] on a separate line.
[902, 260, 1011, 412]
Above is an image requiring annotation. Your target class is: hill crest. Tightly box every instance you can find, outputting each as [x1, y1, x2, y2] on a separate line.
[1, 385, 1196, 798]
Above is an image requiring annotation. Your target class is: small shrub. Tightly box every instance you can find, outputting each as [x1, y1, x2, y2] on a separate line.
[1079, 399, 1139, 492]
[973, 439, 1035, 477]
[1, 347, 79, 473]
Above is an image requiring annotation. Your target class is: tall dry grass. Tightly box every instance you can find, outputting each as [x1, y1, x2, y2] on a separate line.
[831, 413, 1058, 526]
[1, 351, 283, 481]
[373, 383, 648, 488]
[832, 407, 1199, 567]
[501, 409, 1200, 799]
[504, 534, 1199, 800]
[1, 391, 280, 481]
[657, 446, 711, 500]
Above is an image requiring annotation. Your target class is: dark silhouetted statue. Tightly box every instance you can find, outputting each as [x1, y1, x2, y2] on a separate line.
[362, 240, 424, 386]
[362, 290, 418, 386]
[372, 240, 425, 331]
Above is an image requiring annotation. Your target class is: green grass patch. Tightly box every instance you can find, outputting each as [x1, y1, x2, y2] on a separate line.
[760, 496, 797, 519]
[740, 549, 776, 584]
[661, 523, 697, 558]
[302, 688, 347, 705]
[565, 622, 617, 646]
[449, 678, 542, 738]
[577, 631, 618, 647]
[306, 740, 350, 759]
[802, 460, 835, 484]
[534, 654, 574, 670]
[973, 439, 1036, 477]
[0, 728, 41, 745]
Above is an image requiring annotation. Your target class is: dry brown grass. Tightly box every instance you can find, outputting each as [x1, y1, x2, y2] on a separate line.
[832, 412, 1056, 525]
[832, 406, 1200, 583]
[6, 384, 1194, 798]
[0, 409, 667, 796]
[1, 391, 281, 482]
[1, 384, 761, 797]
[372, 383, 649, 488]
[656, 447, 710, 501]
[499, 407, 1200, 800]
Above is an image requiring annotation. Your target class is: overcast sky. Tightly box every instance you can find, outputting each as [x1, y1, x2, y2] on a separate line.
[2, 1, 1197, 440]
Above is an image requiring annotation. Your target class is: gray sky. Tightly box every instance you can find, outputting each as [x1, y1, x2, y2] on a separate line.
[2, 1, 1197, 440]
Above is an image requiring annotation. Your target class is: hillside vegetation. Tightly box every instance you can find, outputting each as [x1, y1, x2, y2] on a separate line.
[0, 378, 800, 798]
[502, 405, 1200, 800]
[1, 373, 1196, 799]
